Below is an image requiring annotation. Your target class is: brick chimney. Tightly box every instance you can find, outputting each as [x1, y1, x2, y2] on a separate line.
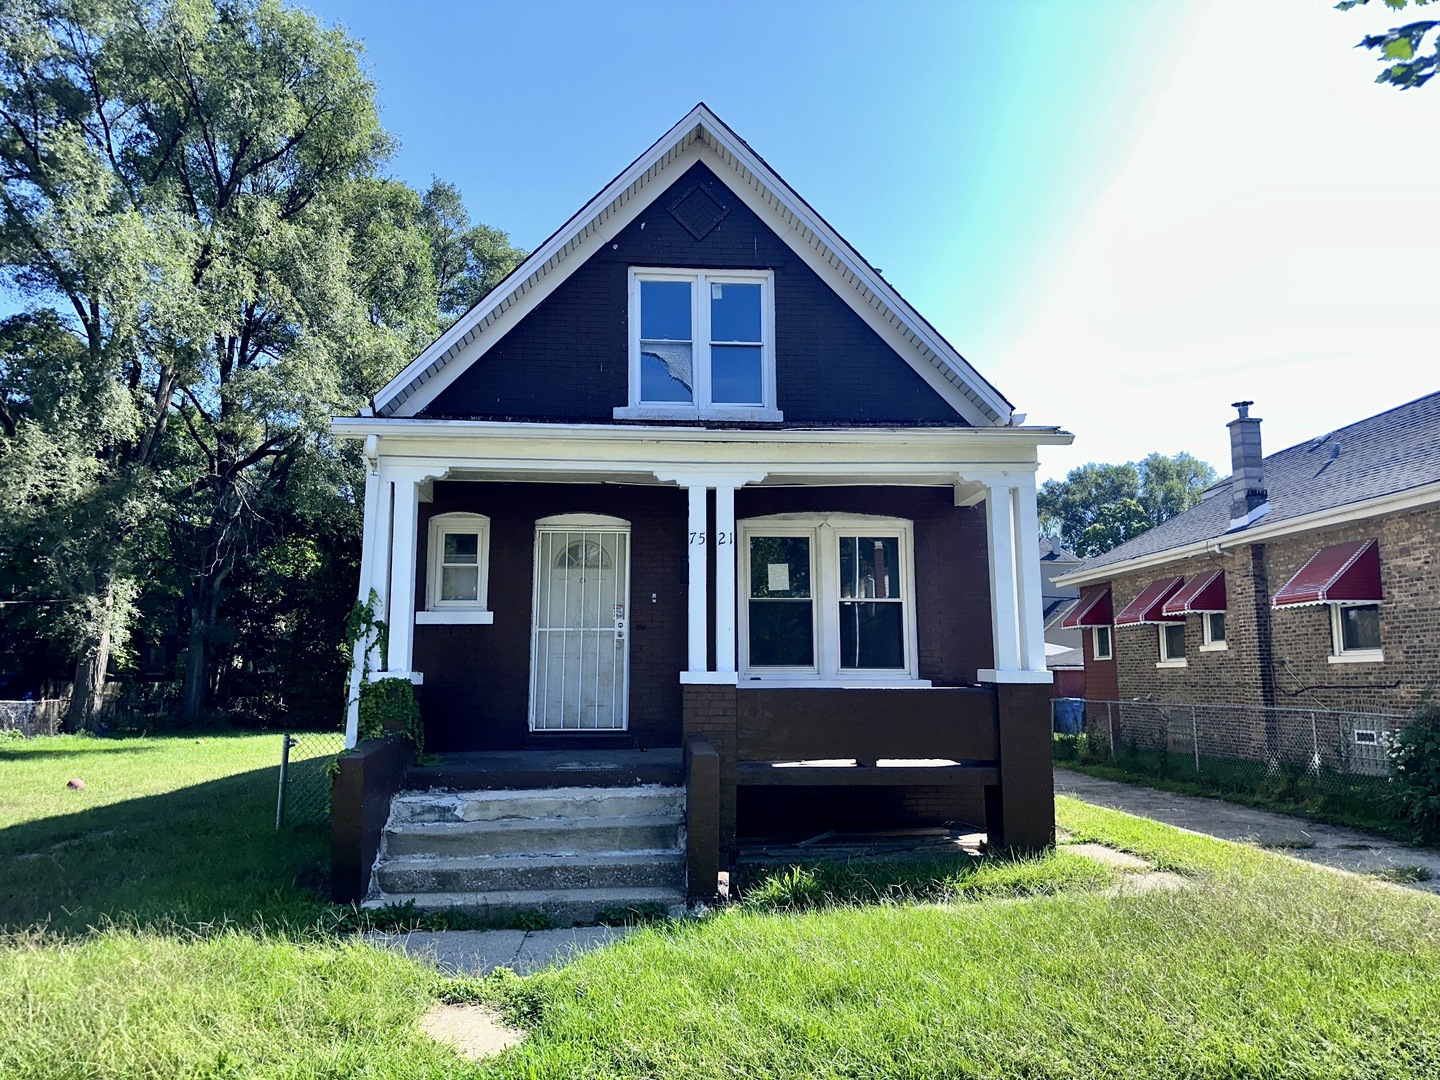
[1227, 400, 1268, 529]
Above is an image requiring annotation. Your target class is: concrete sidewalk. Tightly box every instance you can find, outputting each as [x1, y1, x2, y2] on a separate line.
[1055, 768, 1440, 893]
[366, 925, 633, 976]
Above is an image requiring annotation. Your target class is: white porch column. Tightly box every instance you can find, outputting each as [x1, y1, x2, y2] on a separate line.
[685, 482, 709, 674]
[345, 466, 383, 747]
[714, 483, 737, 675]
[384, 470, 421, 676]
[1011, 474, 1048, 674]
[978, 474, 1052, 684]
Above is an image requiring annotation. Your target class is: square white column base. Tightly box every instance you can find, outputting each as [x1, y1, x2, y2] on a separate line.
[977, 668, 1053, 685]
[679, 671, 739, 685]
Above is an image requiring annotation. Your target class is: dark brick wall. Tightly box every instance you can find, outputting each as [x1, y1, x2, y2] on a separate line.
[413, 481, 688, 752]
[682, 683, 739, 850]
[1082, 626, 1118, 702]
[736, 486, 994, 683]
[421, 162, 965, 427]
[1089, 503, 1440, 715]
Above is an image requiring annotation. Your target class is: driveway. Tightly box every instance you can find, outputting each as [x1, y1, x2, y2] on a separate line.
[1055, 768, 1440, 893]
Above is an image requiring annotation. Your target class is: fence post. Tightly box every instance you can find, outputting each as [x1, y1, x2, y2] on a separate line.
[1107, 701, 1115, 759]
[275, 733, 294, 830]
[1309, 711, 1320, 775]
[1190, 705, 1200, 774]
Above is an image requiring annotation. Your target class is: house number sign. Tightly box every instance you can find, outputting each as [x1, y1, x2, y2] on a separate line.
[689, 531, 735, 546]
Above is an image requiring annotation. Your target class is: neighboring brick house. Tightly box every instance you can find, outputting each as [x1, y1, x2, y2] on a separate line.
[329, 105, 1071, 910]
[1057, 393, 1440, 720]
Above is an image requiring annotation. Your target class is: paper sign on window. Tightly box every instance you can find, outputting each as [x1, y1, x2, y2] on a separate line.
[767, 563, 790, 592]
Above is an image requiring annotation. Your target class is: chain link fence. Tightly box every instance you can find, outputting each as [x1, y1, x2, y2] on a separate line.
[275, 730, 347, 828]
[0, 700, 64, 737]
[1053, 697, 1410, 827]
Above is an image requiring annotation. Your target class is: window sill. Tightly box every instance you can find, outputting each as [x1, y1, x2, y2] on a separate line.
[416, 610, 494, 625]
[1198, 643, 1229, 652]
[1328, 651, 1384, 664]
[613, 405, 784, 423]
[739, 677, 933, 689]
[1092, 655, 1113, 663]
[1155, 660, 1188, 669]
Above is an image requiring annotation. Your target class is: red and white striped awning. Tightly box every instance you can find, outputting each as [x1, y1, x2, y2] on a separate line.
[1115, 577, 1185, 626]
[1162, 570, 1227, 616]
[1272, 539, 1382, 608]
[1060, 586, 1113, 629]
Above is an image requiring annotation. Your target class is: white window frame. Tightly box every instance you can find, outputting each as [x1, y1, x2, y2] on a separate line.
[737, 513, 923, 686]
[1091, 625, 1113, 661]
[614, 267, 782, 423]
[1200, 611, 1228, 652]
[1328, 602, 1383, 664]
[418, 512, 494, 625]
[1156, 622, 1188, 668]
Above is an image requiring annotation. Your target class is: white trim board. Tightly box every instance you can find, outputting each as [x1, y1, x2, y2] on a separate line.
[368, 104, 1014, 426]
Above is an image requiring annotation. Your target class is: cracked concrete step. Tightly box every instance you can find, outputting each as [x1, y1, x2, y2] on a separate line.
[363, 886, 687, 923]
[383, 814, 683, 857]
[389, 785, 685, 824]
[375, 850, 686, 894]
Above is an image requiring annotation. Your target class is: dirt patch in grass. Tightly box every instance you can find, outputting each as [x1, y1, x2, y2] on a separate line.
[419, 1002, 523, 1061]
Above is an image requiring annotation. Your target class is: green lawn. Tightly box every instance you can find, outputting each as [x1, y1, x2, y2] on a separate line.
[3, 734, 1440, 1078]
[0, 732, 336, 933]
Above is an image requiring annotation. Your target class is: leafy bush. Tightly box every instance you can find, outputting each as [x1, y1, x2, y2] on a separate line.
[1388, 705, 1440, 843]
[356, 677, 423, 754]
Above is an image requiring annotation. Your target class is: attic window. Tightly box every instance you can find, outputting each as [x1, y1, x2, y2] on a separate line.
[668, 184, 730, 241]
[615, 268, 782, 422]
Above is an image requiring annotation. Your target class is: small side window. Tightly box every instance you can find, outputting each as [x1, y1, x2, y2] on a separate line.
[1330, 603, 1382, 662]
[425, 513, 491, 612]
[1091, 625, 1113, 661]
[1202, 611, 1227, 650]
[1158, 622, 1187, 666]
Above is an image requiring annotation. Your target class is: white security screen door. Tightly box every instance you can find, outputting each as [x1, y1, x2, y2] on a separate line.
[529, 515, 631, 731]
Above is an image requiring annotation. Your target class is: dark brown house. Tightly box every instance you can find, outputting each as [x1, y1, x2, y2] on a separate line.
[331, 105, 1068, 912]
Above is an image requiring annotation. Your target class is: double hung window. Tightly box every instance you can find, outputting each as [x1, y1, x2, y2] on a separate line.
[740, 515, 919, 682]
[617, 269, 780, 421]
[1091, 625, 1113, 661]
[419, 513, 493, 624]
[1157, 622, 1187, 666]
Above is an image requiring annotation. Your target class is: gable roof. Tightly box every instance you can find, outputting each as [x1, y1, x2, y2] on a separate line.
[367, 104, 1014, 425]
[1063, 390, 1440, 581]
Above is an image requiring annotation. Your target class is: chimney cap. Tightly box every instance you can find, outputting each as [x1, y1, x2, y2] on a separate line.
[1231, 400, 1255, 419]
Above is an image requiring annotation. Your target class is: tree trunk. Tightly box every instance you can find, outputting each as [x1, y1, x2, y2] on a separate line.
[178, 575, 226, 725]
[64, 585, 114, 732]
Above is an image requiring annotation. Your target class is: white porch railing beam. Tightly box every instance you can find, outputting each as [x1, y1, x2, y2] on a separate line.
[383, 469, 423, 676]
[685, 483, 709, 674]
[1012, 474, 1048, 674]
[714, 483, 738, 675]
[345, 466, 383, 747]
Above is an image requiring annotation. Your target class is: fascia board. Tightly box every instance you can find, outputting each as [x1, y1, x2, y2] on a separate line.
[372, 104, 1015, 426]
[1054, 479, 1440, 588]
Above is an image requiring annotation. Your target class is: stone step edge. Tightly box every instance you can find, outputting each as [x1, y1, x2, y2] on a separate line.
[362, 886, 686, 916]
[384, 813, 684, 834]
[392, 783, 685, 803]
[377, 849, 685, 870]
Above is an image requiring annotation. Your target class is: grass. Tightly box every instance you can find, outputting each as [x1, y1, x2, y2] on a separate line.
[1054, 735, 1407, 839]
[4, 736, 1440, 1077]
[0, 732, 338, 934]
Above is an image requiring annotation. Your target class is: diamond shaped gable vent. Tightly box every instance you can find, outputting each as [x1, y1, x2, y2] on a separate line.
[668, 183, 730, 241]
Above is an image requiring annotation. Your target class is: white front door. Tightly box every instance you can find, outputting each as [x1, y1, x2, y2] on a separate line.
[529, 515, 631, 731]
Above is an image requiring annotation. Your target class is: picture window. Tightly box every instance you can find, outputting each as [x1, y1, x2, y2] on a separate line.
[1158, 622, 1187, 665]
[1330, 603, 1382, 662]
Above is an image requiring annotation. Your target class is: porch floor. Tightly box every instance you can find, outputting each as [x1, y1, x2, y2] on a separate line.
[404, 749, 683, 791]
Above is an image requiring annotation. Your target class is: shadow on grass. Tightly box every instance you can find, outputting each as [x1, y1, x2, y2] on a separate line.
[0, 764, 334, 938]
[0, 743, 169, 763]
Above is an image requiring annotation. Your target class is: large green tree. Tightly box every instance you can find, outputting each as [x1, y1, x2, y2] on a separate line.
[1338, 0, 1440, 89]
[0, 0, 520, 726]
[1039, 452, 1219, 559]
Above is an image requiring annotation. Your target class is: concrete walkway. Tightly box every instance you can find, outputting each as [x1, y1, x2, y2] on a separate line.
[367, 925, 633, 976]
[1055, 768, 1440, 893]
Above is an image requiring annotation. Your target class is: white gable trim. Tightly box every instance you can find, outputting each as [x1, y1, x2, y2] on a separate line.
[372, 105, 1012, 426]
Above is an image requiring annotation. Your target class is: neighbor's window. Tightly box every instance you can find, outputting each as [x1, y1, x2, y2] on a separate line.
[741, 516, 917, 681]
[621, 269, 778, 419]
[426, 513, 490, 610]
[1158, 622, 1187, 665]
[1091, 625, 1113, 661]
[1202, 612, 1227, 649]
[1330, 603, 1382, 661]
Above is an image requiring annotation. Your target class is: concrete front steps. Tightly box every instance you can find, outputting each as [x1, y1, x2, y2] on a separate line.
[366, 784, 687, 924]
